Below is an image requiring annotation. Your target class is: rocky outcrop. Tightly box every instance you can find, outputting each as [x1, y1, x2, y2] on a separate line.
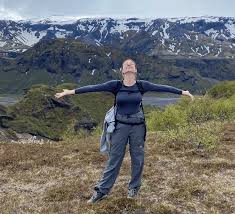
[0, 84, 113, 142]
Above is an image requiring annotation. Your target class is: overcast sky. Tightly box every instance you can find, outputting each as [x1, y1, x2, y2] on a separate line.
[0, 0, 234, 20]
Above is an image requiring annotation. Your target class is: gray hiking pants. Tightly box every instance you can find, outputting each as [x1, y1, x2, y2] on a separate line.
[94, 121, 147, 195]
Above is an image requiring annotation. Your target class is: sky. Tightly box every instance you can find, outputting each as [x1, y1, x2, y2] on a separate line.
[0, 0, 234, 21]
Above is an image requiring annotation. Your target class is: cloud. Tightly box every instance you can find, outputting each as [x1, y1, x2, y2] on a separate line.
[0, 0, 234, 21]
[0, 5, 25, 20]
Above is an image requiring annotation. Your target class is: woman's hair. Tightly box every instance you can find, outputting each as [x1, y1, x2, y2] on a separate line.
[121, 58, 137, 68]
[120, 58, 137, 80]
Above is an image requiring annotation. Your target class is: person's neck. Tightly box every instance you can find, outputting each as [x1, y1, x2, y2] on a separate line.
[123, 76, 136, 86]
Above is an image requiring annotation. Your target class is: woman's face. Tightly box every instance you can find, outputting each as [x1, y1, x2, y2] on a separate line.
[122, 59, 137, 76]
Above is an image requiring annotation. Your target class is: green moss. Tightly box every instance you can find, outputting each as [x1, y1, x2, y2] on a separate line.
[0, 104, 8, 114]
[6, 116, 61, 140]
[206, 80, 235, 99]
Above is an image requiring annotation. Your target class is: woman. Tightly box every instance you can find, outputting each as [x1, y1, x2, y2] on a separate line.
[54, 58, 194, 204]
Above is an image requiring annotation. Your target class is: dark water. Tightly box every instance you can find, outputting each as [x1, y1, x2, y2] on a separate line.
[142, 96, 180, 108]
[0, 97, 19, 106]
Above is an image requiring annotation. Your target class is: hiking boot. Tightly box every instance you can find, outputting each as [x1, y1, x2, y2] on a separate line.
[87, 190, 107, 204]
[127, 188, 139, 199]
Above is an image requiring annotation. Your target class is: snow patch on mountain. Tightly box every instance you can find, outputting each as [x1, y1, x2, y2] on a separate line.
[15, 29, 47, 46]
[168, 16, 221, 24]
[1, 15, 235, 58]
[0, 41, 6, 47]
[205, 29, 219, 39]
[225, 23, 235, 38]
[161, 23, 170, 39]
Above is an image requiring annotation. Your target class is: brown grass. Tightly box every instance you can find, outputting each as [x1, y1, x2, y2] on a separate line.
[0, 122, 234, 214]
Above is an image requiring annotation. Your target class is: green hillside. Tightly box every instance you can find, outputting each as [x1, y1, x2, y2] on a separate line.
[1, 38, 234, 95]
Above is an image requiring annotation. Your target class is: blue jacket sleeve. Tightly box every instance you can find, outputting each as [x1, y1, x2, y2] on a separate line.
[74, 80, 118, 94]
[141, 80, 183, 95]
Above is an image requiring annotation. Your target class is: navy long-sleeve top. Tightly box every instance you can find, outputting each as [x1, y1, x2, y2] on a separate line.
[74, 80, 183, 115]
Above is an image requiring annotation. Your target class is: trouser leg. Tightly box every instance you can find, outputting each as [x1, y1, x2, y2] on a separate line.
[94, 122, 130, 194]
[128, 123, 146, 190]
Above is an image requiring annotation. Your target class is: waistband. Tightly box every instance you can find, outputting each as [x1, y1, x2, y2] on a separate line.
[116, 110, 145, 125]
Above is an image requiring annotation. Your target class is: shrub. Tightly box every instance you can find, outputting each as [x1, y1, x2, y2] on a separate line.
[206, 80, 235, 99]
[156, 120, 224, 149]
[147, 104, 187, 131]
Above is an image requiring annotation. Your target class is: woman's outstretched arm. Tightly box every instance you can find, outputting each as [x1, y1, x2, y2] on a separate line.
[54, 80, 118, 99]
[141, 80, 194, 100]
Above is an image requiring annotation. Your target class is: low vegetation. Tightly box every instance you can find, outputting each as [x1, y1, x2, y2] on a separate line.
[0, 80, 234, 213]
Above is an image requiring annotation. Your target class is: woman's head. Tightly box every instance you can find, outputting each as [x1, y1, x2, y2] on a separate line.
[120, 58, 137, 80]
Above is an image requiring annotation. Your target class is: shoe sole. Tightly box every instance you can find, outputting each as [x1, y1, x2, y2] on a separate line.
[127, 194, 139, 199]
[87, 194, 108, 204]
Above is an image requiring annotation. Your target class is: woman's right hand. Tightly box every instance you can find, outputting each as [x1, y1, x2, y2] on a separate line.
[54, 89, 71, 99]
[182, 90, 195, 101]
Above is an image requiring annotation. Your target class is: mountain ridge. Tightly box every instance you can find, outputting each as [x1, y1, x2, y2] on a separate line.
[1, 16, 235, 58]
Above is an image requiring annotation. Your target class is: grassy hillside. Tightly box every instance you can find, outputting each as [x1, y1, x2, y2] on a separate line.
[206, 80, 235, 99]
[0, 83, 115, 141]
[0, 120, 234, 213]
[0, 80, 234, 213]
[1, 38, 234, 95]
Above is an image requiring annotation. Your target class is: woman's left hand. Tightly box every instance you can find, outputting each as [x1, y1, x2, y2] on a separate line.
[182, 90, 195, 101]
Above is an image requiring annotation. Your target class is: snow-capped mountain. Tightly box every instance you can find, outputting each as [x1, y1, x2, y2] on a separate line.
[1, 15, 235, 58]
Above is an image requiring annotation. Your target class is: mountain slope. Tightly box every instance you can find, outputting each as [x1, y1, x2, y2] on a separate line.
[1, 16, 235, 58]
[2, 38, 235, 95]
